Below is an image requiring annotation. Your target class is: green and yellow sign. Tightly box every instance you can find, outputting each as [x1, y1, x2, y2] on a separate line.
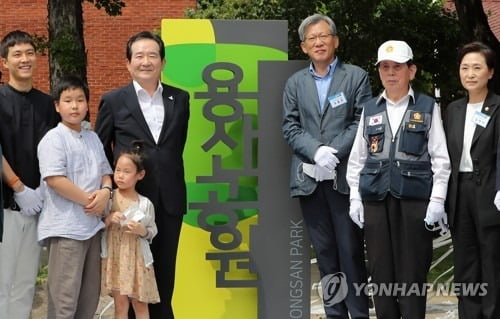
[162, 19, 310, 319]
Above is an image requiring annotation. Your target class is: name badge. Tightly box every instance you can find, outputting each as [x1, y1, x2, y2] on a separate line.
[328, 92, 347, 109]
[471, 111, 490, 128]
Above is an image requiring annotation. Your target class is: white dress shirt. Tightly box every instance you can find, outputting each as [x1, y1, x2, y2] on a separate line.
[133, 80, 165, 143]
[347, 87, 451, 201]
[459, 101, 483, 172]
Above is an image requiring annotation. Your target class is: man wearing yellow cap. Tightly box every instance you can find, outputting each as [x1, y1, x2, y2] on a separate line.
[347, 40, 451, 318]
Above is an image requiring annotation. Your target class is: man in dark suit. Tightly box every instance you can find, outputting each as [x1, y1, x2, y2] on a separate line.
[282, 14, 371, 319]
[95, 31, 189, 319]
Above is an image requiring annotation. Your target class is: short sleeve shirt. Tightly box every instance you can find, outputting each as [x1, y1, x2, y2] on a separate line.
[37, 123, 113, 242]
[0, 84, 58, 208]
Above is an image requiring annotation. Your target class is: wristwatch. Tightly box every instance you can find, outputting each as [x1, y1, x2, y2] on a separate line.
[101, 185, 113, 199]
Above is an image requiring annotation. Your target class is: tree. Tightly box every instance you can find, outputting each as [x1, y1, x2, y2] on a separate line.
[363, 0, 463, 105]
[188, 0, 463, 105]
[454, 0, 500, 94]
[47, 0, 125, 95]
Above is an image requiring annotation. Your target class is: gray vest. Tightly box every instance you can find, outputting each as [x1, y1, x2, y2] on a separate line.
[359, 93, 434, 201]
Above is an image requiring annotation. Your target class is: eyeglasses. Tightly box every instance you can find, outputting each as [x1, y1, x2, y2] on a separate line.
[304, 33, 334, 44]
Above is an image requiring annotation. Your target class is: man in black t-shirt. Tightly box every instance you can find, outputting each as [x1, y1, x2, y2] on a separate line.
[0, 30, 58, 319]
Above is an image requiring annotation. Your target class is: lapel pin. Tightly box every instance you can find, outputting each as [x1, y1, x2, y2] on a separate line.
[168, 96, 174, 100]
[485, 106, 490, 112]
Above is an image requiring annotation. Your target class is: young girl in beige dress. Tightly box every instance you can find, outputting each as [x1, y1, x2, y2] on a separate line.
[101, 141, 159, 319]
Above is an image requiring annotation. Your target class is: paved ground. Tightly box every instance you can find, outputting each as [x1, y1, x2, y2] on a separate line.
[31, 279, 458, 319]
[30, 249, 458, 319]
[31, 282, 114, 319]
[30, 248, 113, 319]
[310, 295, 458, 319]
[309, 263, 458, 319]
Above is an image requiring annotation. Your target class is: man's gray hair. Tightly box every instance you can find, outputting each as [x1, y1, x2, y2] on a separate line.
[298, 14, 337, 41]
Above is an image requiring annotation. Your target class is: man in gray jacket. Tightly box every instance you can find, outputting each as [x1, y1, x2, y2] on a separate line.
[282, 13, 372, 319]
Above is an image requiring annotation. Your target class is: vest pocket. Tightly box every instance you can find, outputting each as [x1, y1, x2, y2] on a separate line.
[359, 160, 389, 201]
[395, 161, 432, 200]
[400, 122, 427, 155]
[366, 124, 385, 153]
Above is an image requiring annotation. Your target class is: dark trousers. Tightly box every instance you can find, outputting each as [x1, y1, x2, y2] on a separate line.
[452, 173, 500, 319]
[364, 195, 432, 319]
[299, 181, 369, 319]
[129, 213, 183, 319]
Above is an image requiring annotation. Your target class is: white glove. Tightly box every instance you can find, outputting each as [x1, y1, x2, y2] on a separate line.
[349, 199, 364, 229]
[315, 165, 335, 182]
[313, 146, 339, 171]
[425, 198, 448, 235]
[424, 198, 446, 224]
[494, 191, 500, 211]
[35, 186, 44, 201]
[14, 186, 43, 216]
[437, 214, 449, 235]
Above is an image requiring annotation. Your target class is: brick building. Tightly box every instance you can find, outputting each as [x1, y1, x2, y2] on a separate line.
[482, 0, 500, 36]
[0, 0, 195, 120]
[1, 1, 499, 119]
[445, 0, 500, 38]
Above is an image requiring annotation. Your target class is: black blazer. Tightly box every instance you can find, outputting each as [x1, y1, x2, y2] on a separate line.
[95, 82, 190, 217]
[444, 91, 500, 228]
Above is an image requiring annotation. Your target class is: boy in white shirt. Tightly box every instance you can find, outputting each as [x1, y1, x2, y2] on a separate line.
[38, 75, 113, 319]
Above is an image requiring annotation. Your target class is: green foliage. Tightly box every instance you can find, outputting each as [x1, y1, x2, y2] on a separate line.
[365, 0, 464, 104]
[186, 0, 464, 105]
[85, 0, 125, 16]
[36, 264, 48, 286]
[186, 0, 285, 20]
[50, 27, 86, 75]
[31, 34, 49, 56]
